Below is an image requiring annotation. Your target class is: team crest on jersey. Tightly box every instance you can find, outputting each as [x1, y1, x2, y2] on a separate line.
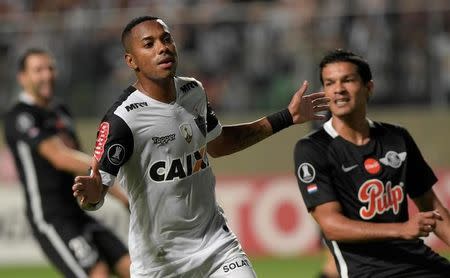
[107, 144, 125, 165]
[16, 112, 34, 133]
[358, 179, 404, 220]
[380, 151, 407, 168]
[179, 123, 193, 143]
[297, 163, 316, 183]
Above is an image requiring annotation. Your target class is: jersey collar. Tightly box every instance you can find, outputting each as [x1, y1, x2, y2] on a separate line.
[18, 92, 36, 105]
[323, 118, 375, 138]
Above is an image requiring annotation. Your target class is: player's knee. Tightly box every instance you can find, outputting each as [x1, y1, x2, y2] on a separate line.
[114, 254, 131, 278]
[88, 261, 109, 278]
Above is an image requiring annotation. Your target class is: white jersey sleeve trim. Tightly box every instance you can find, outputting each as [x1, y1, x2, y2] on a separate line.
[206, 123, 222, 142]
[100, 170, 116, 187]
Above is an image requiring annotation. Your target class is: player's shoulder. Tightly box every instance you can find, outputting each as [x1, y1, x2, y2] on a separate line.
[372, 120, 409, 137]
[102, 86, 138, 119]
[5, 100, 40, 122]
[175, 76, 204, 93]
[294, 128, 333, 156]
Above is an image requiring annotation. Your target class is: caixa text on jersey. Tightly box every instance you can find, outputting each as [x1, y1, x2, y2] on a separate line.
[149, 147, 209, 182]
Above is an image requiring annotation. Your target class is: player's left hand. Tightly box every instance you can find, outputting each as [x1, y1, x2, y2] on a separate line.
[288, 80, 330, 124]
[72, 157, 104, 208]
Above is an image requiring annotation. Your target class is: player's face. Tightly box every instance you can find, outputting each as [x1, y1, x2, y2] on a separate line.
[321, 62, 373, 118]
[19, 54, 56, 103]
[125, 19, 178, 81]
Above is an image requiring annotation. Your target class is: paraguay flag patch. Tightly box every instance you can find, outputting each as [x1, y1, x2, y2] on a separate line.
[307, 184, 318, 194]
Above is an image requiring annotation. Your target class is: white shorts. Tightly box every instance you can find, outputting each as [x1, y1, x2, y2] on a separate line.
[209, 255, 257, 278]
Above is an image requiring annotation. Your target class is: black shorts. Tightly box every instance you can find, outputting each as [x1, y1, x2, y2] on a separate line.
[29, 213, 128, 278]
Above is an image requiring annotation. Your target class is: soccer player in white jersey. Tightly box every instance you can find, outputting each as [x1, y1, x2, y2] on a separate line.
[73, 16, 329, 277]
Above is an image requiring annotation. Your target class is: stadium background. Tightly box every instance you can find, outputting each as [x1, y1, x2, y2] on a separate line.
[0, 1, 449, 277]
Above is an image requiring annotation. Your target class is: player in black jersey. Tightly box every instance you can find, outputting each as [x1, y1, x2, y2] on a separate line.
[4, 48, 131, 278]
[294, 49, 450, 278]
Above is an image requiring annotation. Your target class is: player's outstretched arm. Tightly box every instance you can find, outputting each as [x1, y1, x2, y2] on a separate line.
[207, 81, 329, 157]
[311, 201, 442, 242]
[413, 189, 450, 246]
[72, 157, 108, 211]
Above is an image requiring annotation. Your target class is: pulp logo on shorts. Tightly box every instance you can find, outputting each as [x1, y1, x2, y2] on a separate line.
[297, 163, 315, 183]
[222, 259, 250, 273]
[364, 158, 381, 175]
[149, 147, 209, 182]
[93, 122, 109, 161]
[107, 144, 125, 165]
[358, 179, 404, 220]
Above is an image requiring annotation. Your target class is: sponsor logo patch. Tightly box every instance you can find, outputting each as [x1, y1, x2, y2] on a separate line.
[358, 179, 404, 220]
[380, 151, 407, 168]
[107, 144, 125, 165]
[222, 259, 250, 273]
[93, 122, 109, 161]
[180, 80, 199, 93]
[364, 158, 381, 175]
[149, 147, 209, 182]
[341, 164, 358, 172]
[125, 102, 148, 112]
[297, 162, 315, 183]
[152, 134, 176, 145]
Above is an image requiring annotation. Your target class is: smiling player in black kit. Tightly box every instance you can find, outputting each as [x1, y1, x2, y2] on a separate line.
[4, 48, 131, 278]
[294, 49, 450, 278]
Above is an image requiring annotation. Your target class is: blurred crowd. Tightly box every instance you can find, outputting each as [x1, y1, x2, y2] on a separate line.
[0, 0, 449, 117]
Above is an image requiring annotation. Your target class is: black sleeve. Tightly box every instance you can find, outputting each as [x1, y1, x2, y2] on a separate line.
[293, 139, 337, 211]
[206, 102, 219, 133]
[401, 128, 437, 198]
[10, 108, 58, 149]
[93, 114, 134, 176]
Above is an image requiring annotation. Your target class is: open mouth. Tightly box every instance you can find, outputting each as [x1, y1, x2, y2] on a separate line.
[335, 98, 350, 107]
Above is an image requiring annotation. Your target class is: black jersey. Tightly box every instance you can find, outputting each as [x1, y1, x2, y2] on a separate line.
[4, 94, 82, 219]
[294, 119, 450, 278]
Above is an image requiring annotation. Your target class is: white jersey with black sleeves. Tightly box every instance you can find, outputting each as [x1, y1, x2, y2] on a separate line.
[93, 76, 245, 277]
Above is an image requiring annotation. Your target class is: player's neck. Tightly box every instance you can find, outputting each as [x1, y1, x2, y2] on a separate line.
[135, 78, 176, 104]
[25, 90, 50, 108]
[332, 115, 370, 146]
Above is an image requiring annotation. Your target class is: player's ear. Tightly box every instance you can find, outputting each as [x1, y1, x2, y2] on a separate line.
[124, 53, 138, 71]
[17, 71, 26, 88]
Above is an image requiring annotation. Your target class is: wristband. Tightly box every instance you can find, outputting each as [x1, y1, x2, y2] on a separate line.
[81, 198, 104, 211]
[267, 108, 293, 133]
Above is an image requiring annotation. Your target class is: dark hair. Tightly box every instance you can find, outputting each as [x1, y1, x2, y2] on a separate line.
[121, 16, 160, 50]
[319, 49, 372, 85]
[18, 48, 49, 72]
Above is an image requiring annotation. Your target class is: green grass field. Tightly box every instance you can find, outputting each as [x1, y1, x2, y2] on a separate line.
[0, 255, 323, 278]
[1, 253, 450, 277]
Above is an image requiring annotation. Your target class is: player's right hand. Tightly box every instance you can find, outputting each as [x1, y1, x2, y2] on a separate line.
[72, 157, 103, 207]
[401, 210, 443, 239]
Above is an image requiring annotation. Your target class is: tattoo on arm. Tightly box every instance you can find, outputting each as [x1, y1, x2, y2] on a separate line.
[222, 119, 272, 153]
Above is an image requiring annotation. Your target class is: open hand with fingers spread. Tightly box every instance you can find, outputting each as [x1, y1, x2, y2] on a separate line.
[72, 157, 104, 210]
[401, 210, 443, 240]
[288, 80, 330, 124]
